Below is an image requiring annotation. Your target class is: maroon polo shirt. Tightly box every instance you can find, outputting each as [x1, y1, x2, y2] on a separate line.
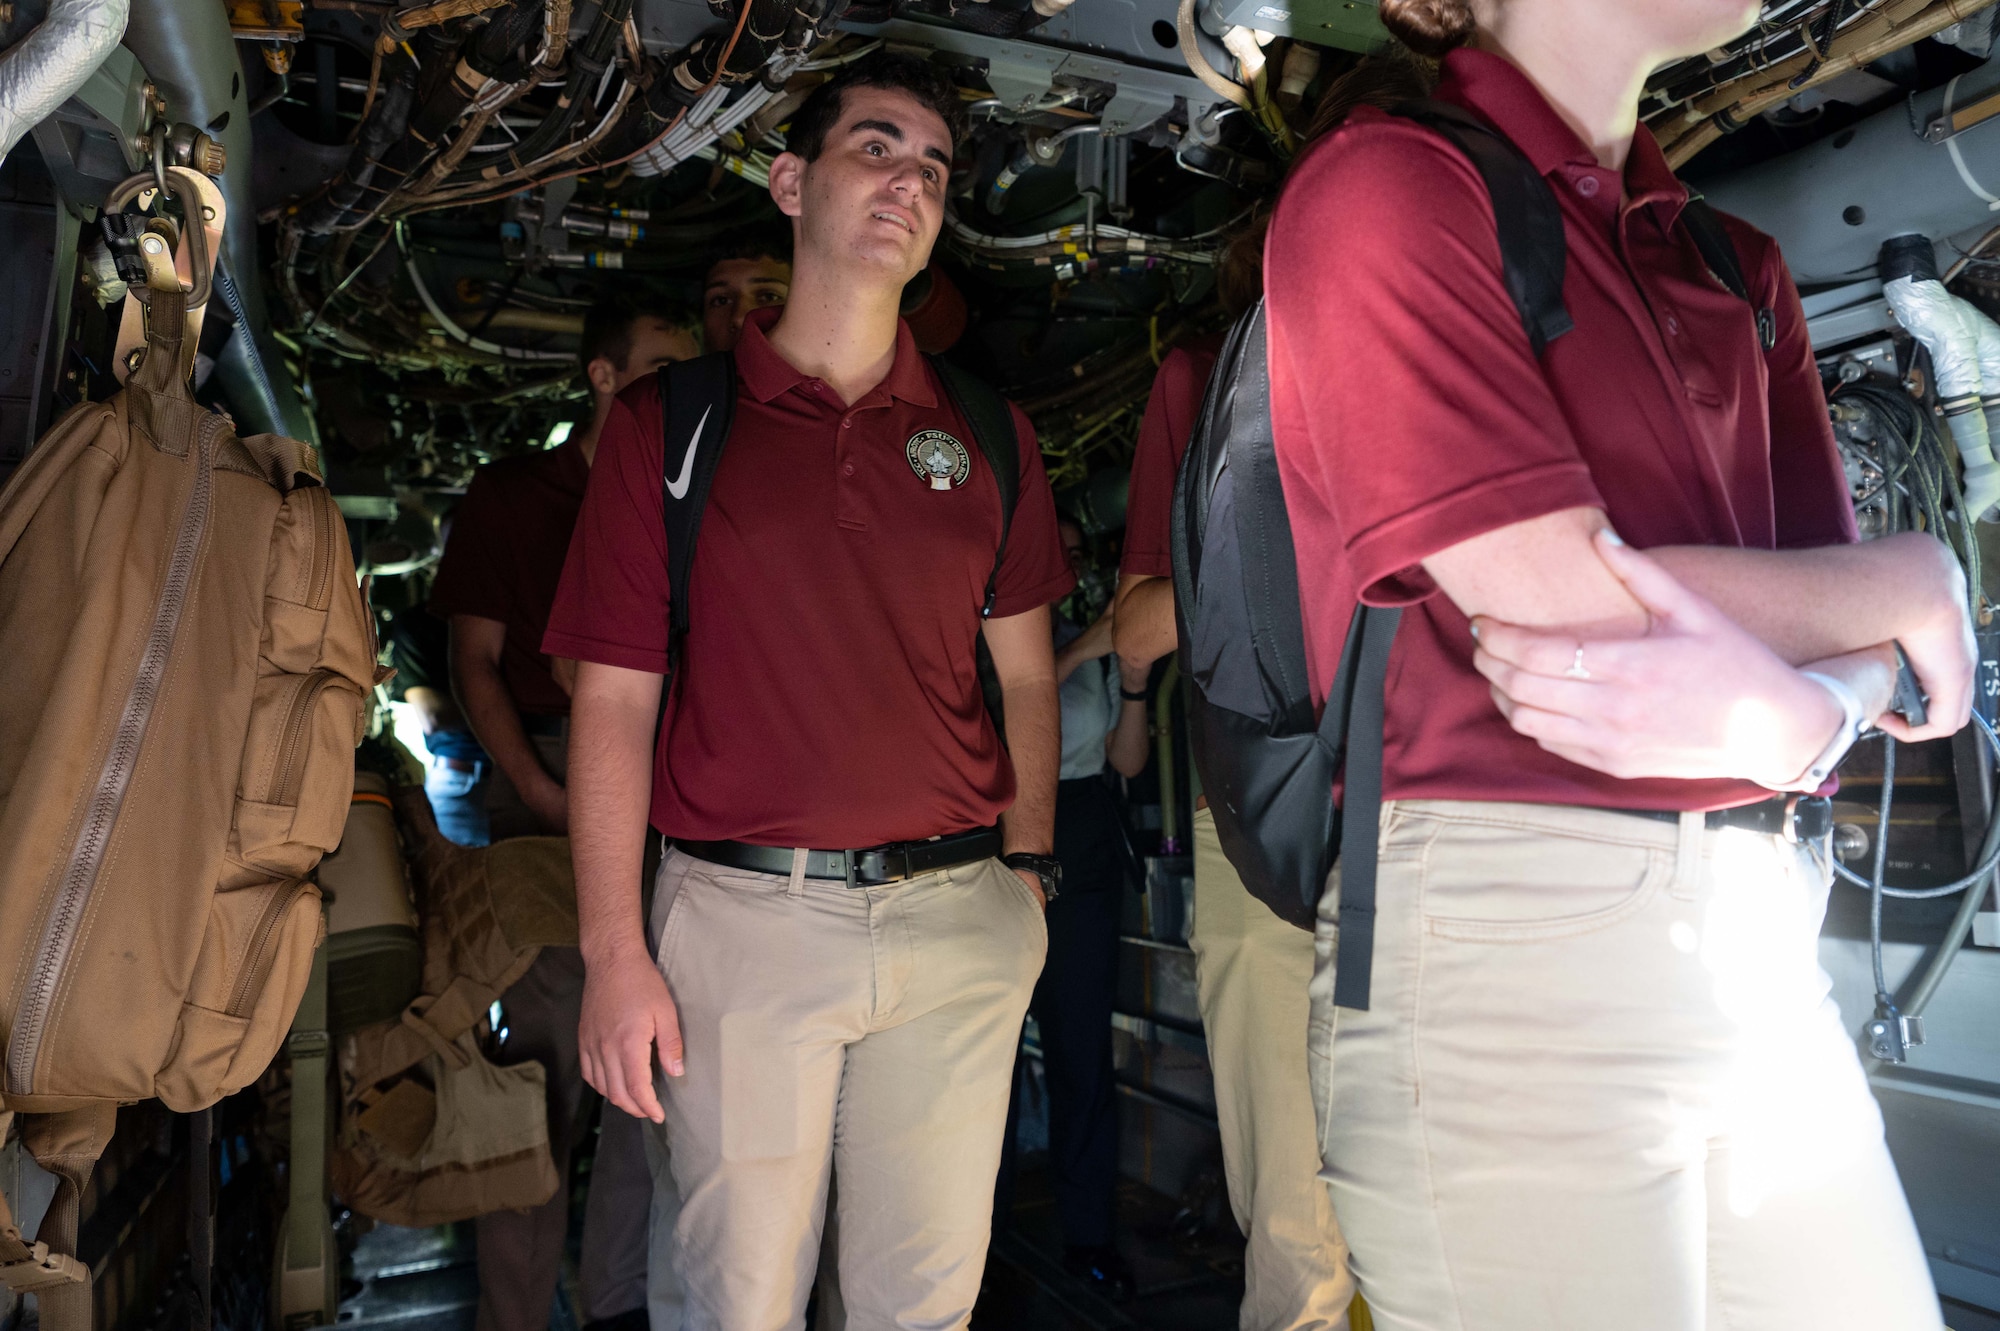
[429, 436, 589, 717]
[1122, 336, 1223, 580]
[543, 306, 1075, 846]
[1266, 48, 1856, 813]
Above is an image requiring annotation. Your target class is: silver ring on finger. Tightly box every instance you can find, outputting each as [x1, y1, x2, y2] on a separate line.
[1564, 645, 1591, 680]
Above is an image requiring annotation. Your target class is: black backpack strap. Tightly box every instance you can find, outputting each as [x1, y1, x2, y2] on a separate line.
[929, 355, 1020, 619]
[1230, 306, 1318, 737]
[1392, 99, 1574, 356]
[658, 351, 738, 672]
[1324, 606, 1400, 1011]
[1681, 194, 1778, 352]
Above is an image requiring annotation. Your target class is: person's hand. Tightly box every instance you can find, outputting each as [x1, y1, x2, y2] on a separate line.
[578, 948, 684, 1123]
[1014, 866, 1048, 910]
[1470, 530, 1844, 789]
[1878, 577, 1976, 744]
[523, 774, 569, 833]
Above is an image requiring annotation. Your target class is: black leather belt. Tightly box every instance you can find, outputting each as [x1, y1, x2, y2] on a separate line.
[1623, 794, 1834, 843]
[674, 828, 1002, 888]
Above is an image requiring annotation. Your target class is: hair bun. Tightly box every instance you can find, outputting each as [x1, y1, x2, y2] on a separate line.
[1378, 0, 1475, 58]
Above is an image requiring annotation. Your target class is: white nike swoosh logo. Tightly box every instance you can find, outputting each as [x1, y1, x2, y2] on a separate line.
[665, 406, 708, 500]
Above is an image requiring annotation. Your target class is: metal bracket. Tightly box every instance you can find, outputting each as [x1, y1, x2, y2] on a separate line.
[1867, 1000, 1926, 1063]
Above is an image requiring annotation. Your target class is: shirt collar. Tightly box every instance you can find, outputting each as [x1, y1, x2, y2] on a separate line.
[732, 305, 939, 409]
[1437, 47, 1689, 220]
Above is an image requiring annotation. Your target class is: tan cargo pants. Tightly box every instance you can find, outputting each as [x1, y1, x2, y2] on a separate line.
[1190, 807, 1355, 1331]
[1309, 799, 1940, 1331]
[648, 848, 1045, 1331]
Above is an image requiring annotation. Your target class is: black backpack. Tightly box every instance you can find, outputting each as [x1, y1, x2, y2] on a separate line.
[652, 349, 1022, 688]
[1169, 99, 1769, 1010]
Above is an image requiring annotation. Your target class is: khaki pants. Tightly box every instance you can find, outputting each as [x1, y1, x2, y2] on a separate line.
[1190, 808, 1355, 1331]
[1309, 799, 1940, 1331]
[649, 849, 1045, 1331]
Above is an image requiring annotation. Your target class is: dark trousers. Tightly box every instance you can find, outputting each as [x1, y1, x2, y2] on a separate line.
[997, 777, 1125, 1248]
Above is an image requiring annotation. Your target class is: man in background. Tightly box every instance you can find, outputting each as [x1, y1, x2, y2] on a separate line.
[383, 599, 490, 846]
[701, 230, 791, 353]
[432, 297, 699, 1331]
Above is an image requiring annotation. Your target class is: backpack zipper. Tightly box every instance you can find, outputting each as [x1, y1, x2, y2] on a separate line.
[305, 489, 334, 612]
[7, 415, 224, 1096]
[267, 670, 340, 808]
[224, 879, 313, 1019]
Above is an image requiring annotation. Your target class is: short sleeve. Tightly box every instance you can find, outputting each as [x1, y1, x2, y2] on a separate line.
[1265, 120, 1605, 605]
[541, 378, 675, 672]
[429, 470, 513, 624]
[1122, 348, 1204, 579]
[1737, 221, 1859, 550]
[988, 403, 1078, 618]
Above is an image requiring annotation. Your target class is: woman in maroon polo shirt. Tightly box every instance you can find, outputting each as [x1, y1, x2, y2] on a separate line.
[1267, 1, 1974, 1327]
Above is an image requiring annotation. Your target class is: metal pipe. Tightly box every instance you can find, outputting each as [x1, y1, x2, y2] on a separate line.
[1881, 237, 2000, 519]
[123, 0, 316, 442]
[0, 0, 132, 163]
[1692, 44, 2000, 284]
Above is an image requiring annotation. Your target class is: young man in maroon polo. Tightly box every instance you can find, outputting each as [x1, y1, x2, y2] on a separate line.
[545, 54, 1072, 1329]
[431, 298, 699, 1331]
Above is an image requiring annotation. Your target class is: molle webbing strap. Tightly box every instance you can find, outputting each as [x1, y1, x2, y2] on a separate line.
[0, 1104, 117, 1328]
[278, 937, 335, 1327]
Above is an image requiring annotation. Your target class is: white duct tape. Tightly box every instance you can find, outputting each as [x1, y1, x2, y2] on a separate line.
[1886, 275, 2000, 519]
[1885, 275, 1985, 399]
[0, 0, 133, 163]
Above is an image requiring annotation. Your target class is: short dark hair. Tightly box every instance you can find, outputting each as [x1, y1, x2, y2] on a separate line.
[784, 52, 966, 164]
[704, 226, 793, 276]
[580, 297, 696, 370]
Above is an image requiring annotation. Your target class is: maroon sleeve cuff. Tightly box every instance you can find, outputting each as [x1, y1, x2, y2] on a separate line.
[539, 630, 671, 676]
[989, 569, 1077, 620]
[1119, 547, 1172, 580]
[1346, 461, 1604, 605]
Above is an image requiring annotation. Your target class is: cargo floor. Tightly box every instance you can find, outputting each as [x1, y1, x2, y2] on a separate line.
[335, 1163, 1249, 1331]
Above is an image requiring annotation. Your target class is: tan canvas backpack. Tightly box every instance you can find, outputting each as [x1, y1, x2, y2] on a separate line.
[330, 784, 576, 1228]
[0, 285, 376, 1321]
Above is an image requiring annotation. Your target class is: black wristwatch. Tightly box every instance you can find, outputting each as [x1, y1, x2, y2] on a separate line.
[1003, 852, 1062, 903]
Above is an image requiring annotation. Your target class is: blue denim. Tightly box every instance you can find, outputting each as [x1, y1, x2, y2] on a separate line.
[426, 754, 491, 847]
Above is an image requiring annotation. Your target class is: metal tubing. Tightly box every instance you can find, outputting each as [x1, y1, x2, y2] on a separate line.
[0, 0, 133, 163]
[123, 0, 316, 441]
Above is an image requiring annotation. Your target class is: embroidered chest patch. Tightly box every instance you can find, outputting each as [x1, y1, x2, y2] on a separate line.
[906, 429, 972, 490]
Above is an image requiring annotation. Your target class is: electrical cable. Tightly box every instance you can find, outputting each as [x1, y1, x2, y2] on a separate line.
[393, 218, 573, 361]
[1868, 732, 1896, 1005]
[1175, 0, 1246, 109]
[407, 0, 769, 210]
[1832, 714, 2000, 899]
